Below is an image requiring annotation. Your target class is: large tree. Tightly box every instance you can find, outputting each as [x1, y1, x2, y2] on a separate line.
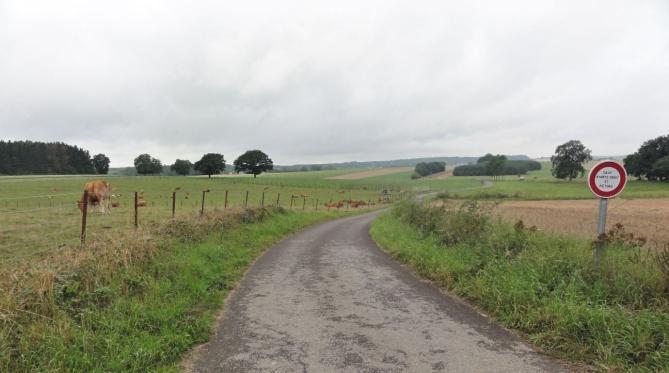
[194, 153, 225, 178]
[134, 153, 162, 175]
[625, 134, 669, 180]
[485, 155, 507, 180]
[234, 150, 273, 178]
[171, 159, 193, 176]
[550, 140, 592, 181]
[92, 153, 110, 174]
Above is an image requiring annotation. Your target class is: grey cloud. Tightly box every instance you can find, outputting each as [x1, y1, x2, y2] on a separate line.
[1, 0, 668, 166]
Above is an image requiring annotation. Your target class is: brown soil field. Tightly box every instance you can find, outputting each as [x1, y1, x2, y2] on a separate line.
[327, 167, 412, 180]
[427, 169, 453, 179]
[496, 199, 669, 247]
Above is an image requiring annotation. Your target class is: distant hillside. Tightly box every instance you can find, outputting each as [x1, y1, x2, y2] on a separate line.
[274, 155, 530, 172]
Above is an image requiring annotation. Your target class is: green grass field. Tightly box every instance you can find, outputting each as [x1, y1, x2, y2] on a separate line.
[0, 174, 393, 262]
[2, 164, 668, 262]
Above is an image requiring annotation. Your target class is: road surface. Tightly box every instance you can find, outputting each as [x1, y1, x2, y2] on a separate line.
[189, 212, 567, 372]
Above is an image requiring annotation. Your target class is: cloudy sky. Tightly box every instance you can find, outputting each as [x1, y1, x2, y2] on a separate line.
[1, 1, 668, 166]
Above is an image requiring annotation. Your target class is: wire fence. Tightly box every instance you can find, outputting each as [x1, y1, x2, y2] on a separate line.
[0, 187, 405, 264]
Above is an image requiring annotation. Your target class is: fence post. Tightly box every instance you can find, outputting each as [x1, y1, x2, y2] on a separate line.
[302, 196, 306, 210]
[201, 190, 209, 216]
[276, 192, 280, 206]
[224, 190, 228, 209]
[134, 191, 138, 229]
[290, 196, 294, 209]
[172, 191, 176, 218]
[80, 190, 88, 244]
[315, 198, 319, 211]
[244, 191, 249, 208]
[261, 191, 265, 207]
[328, 198, 332, 211]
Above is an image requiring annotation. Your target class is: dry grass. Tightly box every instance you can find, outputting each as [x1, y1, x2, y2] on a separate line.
[495, 199, 669, 247]
[327, 167, 413, 180]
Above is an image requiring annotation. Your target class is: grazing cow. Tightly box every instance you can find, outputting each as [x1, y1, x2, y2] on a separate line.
[77, 180, 111, 213]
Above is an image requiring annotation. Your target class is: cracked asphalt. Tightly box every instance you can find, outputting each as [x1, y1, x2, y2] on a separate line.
[189, 211, 567, 372]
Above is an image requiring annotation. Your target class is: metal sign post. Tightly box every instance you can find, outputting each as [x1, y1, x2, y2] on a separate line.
[587, 161, 627, 266]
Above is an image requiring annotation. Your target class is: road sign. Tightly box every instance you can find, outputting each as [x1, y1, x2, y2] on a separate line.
[588, 160, 627, 266]
[588, 161, 627, 199]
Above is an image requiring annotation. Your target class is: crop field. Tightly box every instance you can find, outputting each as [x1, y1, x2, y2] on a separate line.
[496, 198, 669, 247]
[326, 167, 413, 180]
[0, 174, 395, 263]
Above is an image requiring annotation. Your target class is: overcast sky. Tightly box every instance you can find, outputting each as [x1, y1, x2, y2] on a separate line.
[1, 1, 668, 166]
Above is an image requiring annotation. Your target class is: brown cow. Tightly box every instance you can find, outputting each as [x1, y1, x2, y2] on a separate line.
[77, 180, 111, 213]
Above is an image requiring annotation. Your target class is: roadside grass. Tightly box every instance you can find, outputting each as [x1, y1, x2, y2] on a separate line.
[0, 207, 355, 372]
[370, 201, 669, 371]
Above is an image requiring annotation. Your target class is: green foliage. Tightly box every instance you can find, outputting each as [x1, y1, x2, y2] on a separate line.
[92, 153, 110, 174]
[624, 134, 669, 181]
[414, 161, 445, 177]
[652, 156, 669, 181]
[0, 140, 95, 175]
[194, 153, 226, 178]
[234, 150, 273, 178]
[550, 140, 592, 181]
[372, 203, 669, 371]
[170, 159, 193, 176]
[134, 153, 163, 175]
[454, 156, 540, 177]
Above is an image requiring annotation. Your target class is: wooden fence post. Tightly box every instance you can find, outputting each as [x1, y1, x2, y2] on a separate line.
[224, 190, 228, 209]
[80, 190, 88, 244]
[302, 196, 306, 210]
[290, 196, 294, 209]
[315, 198, 319, 211]
[261, 191, 265, 207]
[201, 190, 209, 216]
[276, 192, 280, 206]
[134, 191, 138, 229]
[172, 191, 176, 218]
[244, 191, 249, 208]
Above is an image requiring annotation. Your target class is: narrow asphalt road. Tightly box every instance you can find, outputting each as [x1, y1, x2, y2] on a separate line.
[189, 212, 567, 372]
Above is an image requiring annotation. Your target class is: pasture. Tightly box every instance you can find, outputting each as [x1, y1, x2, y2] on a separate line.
[0, 174, 393, 263]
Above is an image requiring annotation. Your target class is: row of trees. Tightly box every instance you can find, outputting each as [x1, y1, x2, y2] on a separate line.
[453, 154, 541, 178]
[548, 135, 669, 182]
[134, 150, 273, 178]
[0, 140, 109, 175]
[624, 134, 669, 181]
[412, 161, 446, 179]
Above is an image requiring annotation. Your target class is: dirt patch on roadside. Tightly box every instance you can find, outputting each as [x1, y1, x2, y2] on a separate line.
[327, 167, 412, 180]
[496, 199, 669, 247]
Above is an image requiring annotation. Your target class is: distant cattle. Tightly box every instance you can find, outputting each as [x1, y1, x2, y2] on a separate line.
[77, 180, 111, 214]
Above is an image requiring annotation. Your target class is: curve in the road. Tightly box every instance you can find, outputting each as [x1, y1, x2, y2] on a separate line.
[188, 211, 567, 372]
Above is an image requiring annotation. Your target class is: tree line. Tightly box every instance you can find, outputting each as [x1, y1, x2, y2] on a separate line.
[0, 140, 109, 175]
[134, 150, 274, 178]
[453, 154, 541, 178]
[411, 162, 446, 179]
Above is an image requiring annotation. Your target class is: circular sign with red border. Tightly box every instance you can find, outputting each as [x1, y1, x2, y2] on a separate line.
[588, 161, 627, 198]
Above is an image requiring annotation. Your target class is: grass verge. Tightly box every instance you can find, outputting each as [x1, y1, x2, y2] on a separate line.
[1, 207, 354, 371]
[370, 201, 669, 371]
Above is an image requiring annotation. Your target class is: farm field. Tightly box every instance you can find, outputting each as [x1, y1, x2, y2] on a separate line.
[0, 174, 394, 263]
[496, 199, 669, 247]
[326, 167, 413, 180]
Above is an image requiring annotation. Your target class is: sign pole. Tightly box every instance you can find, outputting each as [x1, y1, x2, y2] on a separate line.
[594, 198, 608, 266]
[588, 160, 627, 267]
